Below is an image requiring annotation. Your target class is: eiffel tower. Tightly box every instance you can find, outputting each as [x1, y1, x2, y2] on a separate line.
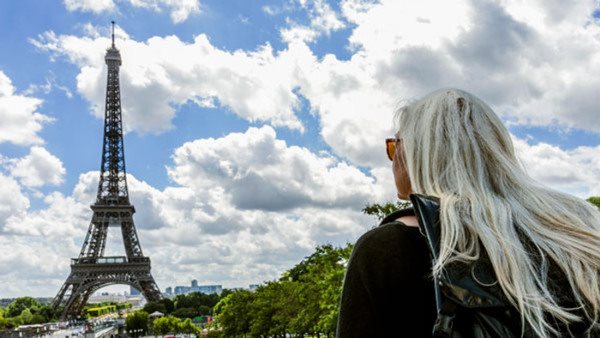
[53, 22, 162, 320]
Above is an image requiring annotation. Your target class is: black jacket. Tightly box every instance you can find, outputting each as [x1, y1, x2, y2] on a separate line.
[336, 205, 436, 337]
[337, 194, 598, 337]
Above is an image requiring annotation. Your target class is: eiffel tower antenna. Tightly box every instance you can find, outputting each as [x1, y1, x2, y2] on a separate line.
[52, 21, 162, 320]
[111, 21, 115, 48]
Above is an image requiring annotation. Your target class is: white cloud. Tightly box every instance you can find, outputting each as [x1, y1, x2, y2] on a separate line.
[0, 173, 29, 229]
[299, 0, 346, 35]
[338, 0, 600, 132]
[32, 28, 309, 134]
[63, 0, 116, 13]
[4, 192, 88, 238]
[294, 0, 600, 167]
[24, 74, 74, 98]
[37, 0, 600, 168]
[0, 70, 52, 146]
[0, 191, 89, 296]
[513, 137, 600, 198]
[9, 146, 66, 188]
[128, 0, 201, 23]
[262, 5, 278, 16]
[0, 234, 78, 296]
[163, 0, 201, 23]
[168, 125, 378, 211]
[513, 136, 600, 197]
[280, 0, 346, 44]
[280, 24, 320, 44]
[63, 0, 200, 23]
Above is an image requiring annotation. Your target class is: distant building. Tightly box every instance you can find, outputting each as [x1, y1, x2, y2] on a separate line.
[174, 286, 191, 295]
[195, 285, 222, 294]
[171, 282, 223, 295]
[130, 286, 140, 296]
[249, 284, 259, 291]
[89, 293, 127, 303]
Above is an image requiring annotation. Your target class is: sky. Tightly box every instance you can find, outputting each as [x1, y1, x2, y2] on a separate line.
[1, 0, 600, 298]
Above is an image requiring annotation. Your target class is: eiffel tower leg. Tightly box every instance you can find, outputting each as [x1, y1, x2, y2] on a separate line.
[68, 287, 95, 318]
[55, 283, 84, 320]
[139, 279, 162, 302]
[52, 282, 70, 309]
[121, 217, 143, 258]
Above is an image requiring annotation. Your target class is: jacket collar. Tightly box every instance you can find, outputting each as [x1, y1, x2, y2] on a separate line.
[409, 193, 441, 259]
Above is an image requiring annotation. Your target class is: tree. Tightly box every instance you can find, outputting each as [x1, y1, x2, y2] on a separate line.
[126, 310, 149, 335]
[219, 288, 233, 299]
[215, 244, 353, 337]
[587, 197, 600, 210]
[250, 282, 287, 337]
[37, 304, 56, 322]
[362, 201, 411, 221]
[171, 307, 198, 319]
[5, 297, 43, 317]
[176, 292, 220, 310]
[0, 317, 7, 330]
[198, 305, 211, 316]
[160, 298, 175, 314]
[214, 290, 255, 337]
[178, 318, 198, 335]
[143, 301, 166, 314]
[285, 244, 353, 337]
[152, 316, 181, 335]
[19, 309, 33, 325]
[30, 314, 46, 324]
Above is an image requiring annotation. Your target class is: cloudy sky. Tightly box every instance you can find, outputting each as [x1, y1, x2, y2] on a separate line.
[1, 0, 600, 298]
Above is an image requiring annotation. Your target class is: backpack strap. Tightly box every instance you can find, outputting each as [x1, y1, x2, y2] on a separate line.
[410, 194, 514, 337]
[409, 194, 450, 336]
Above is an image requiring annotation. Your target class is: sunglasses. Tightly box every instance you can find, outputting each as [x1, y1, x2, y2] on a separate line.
[385, 137, 401, 161]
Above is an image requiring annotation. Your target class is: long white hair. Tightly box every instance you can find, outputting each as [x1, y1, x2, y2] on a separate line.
[395, 88, 600, 337]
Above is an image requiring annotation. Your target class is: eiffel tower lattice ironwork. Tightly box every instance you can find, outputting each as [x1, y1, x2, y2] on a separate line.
[52, 22, 162, 319]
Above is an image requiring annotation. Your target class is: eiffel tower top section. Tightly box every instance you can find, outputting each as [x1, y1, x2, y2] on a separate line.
[97, 21, 129, 205]
[105, 21, 121, 65]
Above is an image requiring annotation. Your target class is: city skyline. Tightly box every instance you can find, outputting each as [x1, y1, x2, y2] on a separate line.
[1, 0, 600, 298]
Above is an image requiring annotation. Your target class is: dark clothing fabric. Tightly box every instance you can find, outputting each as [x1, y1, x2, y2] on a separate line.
[337, 204, 598, 338]
[336, 208, 437, 338]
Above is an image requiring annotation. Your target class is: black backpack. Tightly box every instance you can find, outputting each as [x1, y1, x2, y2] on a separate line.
[409, 194, 598, 338]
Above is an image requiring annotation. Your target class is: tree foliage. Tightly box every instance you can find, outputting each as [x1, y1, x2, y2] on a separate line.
[175, 291, 220, 310]
[171, 307, 199, 319]
[125, 310, 149, 334]
[5, 297, 43, 318]
[213, 289, 255, 337]
[152, 316, 181, 335]
[214, 244, 353, 337]
[361, 201, 411, 221]
[179, 318, 199, 335]
[143, 301, 166, 315]
[0, 317, 7, 330]
[1, 297, 56, 325]
[160, 298, 175, 314]
[587, 197, 600, 210]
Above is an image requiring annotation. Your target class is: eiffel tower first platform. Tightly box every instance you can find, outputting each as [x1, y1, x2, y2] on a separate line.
[53, 22, 162, 320]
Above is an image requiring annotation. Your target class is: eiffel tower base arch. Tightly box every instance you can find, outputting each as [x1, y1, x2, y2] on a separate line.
[53, 257, 162, 320]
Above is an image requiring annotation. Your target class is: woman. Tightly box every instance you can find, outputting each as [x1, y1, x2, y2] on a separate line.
[336, 89, 600, 337]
